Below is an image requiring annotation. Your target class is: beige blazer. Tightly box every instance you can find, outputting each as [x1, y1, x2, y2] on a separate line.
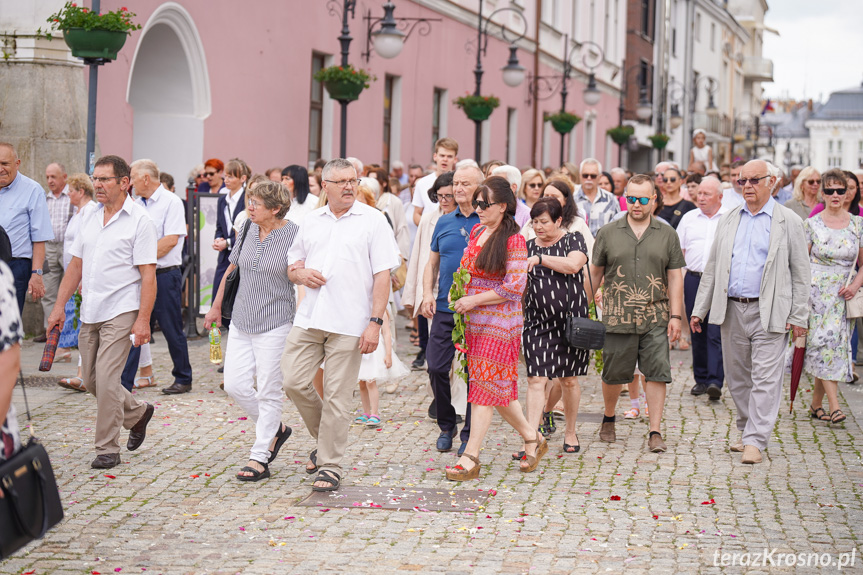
[402, 206, 444, 316]
[692, 202, 810, 333]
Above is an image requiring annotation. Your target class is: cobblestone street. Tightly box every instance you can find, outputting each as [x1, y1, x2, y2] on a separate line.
[7, 320, 863, 574]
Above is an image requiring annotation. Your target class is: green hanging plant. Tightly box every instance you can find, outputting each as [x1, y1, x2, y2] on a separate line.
[648, 133, 670, 150]
[454, 94, 500, 122]
[606, 125, 635, 146]
[314, 64, 375, 102]
[546, 111, 582, 135]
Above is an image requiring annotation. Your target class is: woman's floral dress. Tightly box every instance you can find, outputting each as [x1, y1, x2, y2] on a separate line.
[0, 261, 23, 462]
[803, 214, 863, 382]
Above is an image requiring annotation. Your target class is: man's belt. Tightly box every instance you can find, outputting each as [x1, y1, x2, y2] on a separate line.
[728, 296, 759, 303]
[687, 270, 703, 277]
[156, 265, 180, 275]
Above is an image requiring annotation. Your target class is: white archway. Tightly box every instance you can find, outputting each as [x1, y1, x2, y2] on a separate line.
[127, 2, 210, 184]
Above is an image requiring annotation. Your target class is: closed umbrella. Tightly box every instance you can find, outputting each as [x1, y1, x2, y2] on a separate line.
[789, 335, 806, 413]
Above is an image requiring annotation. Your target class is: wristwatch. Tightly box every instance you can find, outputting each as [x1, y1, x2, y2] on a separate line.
[31, 269, 43, 276]
[369, 317, 384, 326]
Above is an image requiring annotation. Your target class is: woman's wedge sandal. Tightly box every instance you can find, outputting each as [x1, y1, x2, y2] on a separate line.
[520, 433, 548, 473]
[446, 454, 481, 481]
[311, 469, 341, 492]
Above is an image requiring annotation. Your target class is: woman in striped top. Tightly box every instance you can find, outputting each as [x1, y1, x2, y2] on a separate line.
[205, 181, 299, 482]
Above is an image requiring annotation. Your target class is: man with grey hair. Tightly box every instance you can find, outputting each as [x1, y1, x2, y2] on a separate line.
[610, 168, 628, 197]
[283, 158, 400, 492]
[777, 165, 802, 205]
[576, 158, 619, 235]
[490, 164, 531, 226]
[391, 160, 408, 186]
[38, 161, 73, 342]
[677, 177, 725, 399]
[122, 159, 192, 395]
[346, 157, 364, 178]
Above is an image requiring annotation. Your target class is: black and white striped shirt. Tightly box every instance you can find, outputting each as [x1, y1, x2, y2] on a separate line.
[229, 220, 299, 334]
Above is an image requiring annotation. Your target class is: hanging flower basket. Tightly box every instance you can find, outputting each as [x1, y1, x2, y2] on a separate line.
[40, 2, 141, 61]
[314, 64, 375, 103]
[606, 125, 635, 146]
[454, 94, 500, 122]
[547, 111, 582, 135]
[648, 133, 670, 150]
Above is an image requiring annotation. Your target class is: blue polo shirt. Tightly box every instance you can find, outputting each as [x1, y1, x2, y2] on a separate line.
[429, 209, 480, 313]
[0, 172, 53, 258]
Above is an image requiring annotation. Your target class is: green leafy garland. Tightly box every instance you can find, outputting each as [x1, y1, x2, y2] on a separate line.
[72, 290, 82, 330]
[448, 268, 472, 385]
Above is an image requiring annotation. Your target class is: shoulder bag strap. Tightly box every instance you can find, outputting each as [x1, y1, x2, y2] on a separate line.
[236, 219, 252, 257]
[17, 370, 33, 438]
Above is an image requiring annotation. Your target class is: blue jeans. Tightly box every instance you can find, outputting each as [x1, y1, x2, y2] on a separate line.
[8, 258, 31, 314]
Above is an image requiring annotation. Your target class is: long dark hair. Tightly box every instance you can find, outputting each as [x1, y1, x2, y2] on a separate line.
[844, 171, 861, 216]
[282, 164, 311, 205]
[474, 176, 520, 275]
[542, 179, 579, 228]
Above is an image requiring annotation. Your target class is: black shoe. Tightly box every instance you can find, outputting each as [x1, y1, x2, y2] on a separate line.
[706, 383, 722, 400]
[457, 441, 467, 456]
[436, 427, 456, 452]
[33, 332, 47, 343]
[127, 403, 154, 451]
[427, 399, 437, 421]
[411, 350, 426, 371]
[162, 382, 192, 395]
[217, 365, 224, 373]
[91, 453, 121, 469]
[455, 414, 464, 425]
[690, 383, 709, 396]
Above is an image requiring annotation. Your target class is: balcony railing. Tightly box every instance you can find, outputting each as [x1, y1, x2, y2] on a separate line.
[693, 112, 733, 139]
[742, 57, 774, 82]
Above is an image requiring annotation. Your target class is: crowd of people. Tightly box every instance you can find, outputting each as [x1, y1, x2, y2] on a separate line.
[0, 132, 860, 489]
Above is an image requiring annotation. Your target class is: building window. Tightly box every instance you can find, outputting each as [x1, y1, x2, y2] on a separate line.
[308, 53, 326, 166]
[383, 75, 395, 172]
[858, 140, 863, 168]
[432, 88, 447, 149]
[583, 116, 596, 159]
[710, 23, 716, 51]
[695, 12, 701, 42]
[641, 0, 650, 37]
[506, 108, 518, 166]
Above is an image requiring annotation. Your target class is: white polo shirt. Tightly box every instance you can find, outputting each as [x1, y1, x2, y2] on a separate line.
[676, 206, 726, 273]
[136, 184, 187, 268]
[71, 196, 157, 324]
[288, 200, 401, 337]
[410, 173, 438, 213]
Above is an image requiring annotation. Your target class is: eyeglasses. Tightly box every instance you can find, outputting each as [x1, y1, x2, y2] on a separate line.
[527, 183, 543, 189]
[324, 178, 359, 188]
[91, 176, 119, 184]
[196, 173, 204, 179]
[247, 199, 265, 209]
[581, 174, 598, 179]
[736, 176, 770, 187]
[437, 193, 454, 201]
[806, 179, 822, 186]
[204, 171, 217, 177]
[472, 200, 498, 210]
[624, 195, 652, 205]
[823, 188, 847, 196]
[662, 177, 678, 183]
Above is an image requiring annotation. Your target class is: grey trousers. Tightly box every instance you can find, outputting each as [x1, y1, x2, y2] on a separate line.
[720, 300, 788, 450]
[41, 242, 65, 329]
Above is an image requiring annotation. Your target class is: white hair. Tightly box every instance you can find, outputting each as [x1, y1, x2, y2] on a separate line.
[391, 160, 404, 170]
[346, 157, 364, 175]
[491, 164, 522, 190]
[189, 164, 204, 180]
[131, 159, 160, 179]
[654, 160, 680, 172]
[610, 167, 627, 177]
[580, 158, 602, 173]
[455, 159, 479, 170]
[360, 176, 380, 198]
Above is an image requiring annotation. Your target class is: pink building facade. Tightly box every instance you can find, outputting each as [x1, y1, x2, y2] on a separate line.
[92, 0, 625, 182]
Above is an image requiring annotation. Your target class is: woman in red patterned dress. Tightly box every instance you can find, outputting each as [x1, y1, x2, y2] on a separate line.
[446, 177, 548, 481]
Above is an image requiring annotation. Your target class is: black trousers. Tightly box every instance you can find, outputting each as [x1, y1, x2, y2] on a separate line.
[417, 314, 429, 352]
[426, 312, 471, 442]
[684, 273, 724, 387]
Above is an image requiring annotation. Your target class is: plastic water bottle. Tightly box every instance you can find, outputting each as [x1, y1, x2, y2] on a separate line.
[209, 323, 222, 364]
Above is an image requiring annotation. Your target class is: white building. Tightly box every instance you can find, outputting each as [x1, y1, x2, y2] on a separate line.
[806, 84, 863, 171]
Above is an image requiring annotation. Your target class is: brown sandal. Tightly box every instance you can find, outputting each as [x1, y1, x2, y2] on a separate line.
[445, 453, 481, 481]
[520, 433, 548, 473]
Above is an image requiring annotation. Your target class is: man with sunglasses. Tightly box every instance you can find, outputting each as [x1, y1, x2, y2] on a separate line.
[589, 174, 686, 453]
[692, 159, 810, 465]
[575, 158, 620, 235]
[656, 168, 696, 229]
[720, 160, 746, 210]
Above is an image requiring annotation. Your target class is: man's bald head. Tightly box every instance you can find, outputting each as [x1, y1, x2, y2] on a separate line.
[455, 165, 484, 186]
[45, 162, 68, 195]
[695, 176, 723, 217]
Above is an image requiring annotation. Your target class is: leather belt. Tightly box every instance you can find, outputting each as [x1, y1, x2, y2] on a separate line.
[687, 271, 703, 277]
[156, 265, 180, 275]
[729, 296, 759, 303]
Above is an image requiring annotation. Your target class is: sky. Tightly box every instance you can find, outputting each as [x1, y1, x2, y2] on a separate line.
[761, 0, 863, 103]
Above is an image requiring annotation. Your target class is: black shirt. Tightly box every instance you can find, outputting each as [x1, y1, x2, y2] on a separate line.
[657, 199, 696, 229]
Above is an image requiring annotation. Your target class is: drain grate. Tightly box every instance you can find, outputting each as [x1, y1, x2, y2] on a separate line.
[297, 485, 491, 512]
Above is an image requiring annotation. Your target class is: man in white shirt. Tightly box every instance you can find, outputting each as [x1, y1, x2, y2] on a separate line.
[720, 160, 746, 209]
[120, 159, 193, 395]
[411, 137, 458, 225]
[283, 158, 400, 493]
[47, 155, 157, 470]
[677, 177, 725, 399]
[39, 162, 73, 341]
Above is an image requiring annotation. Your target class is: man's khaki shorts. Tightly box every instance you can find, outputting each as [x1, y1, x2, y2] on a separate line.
[601, 324, 672, 385]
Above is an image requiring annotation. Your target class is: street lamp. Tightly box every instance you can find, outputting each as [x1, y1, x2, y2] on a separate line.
[579, 41, 605, 108]
[327, 0, 439, 158]
[613, 64, 652, 165]
[469, 0, 528, 160]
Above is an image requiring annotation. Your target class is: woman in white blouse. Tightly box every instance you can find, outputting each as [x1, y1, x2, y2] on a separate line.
[283, 165, 318, 224]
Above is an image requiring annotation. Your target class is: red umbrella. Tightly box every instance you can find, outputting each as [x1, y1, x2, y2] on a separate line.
[789, 335, 806, 413]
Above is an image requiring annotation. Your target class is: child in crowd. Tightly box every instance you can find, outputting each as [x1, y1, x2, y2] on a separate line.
[688, 129, 717, 172]
[354, 310, 409, 427]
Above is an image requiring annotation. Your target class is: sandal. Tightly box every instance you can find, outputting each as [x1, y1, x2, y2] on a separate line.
[678, 337, 691, 351]
[237, 460, 270, 482]
[623, 407, 640, 419]
[520, 433, 548, 473]
[55, 351, 72, 363]
[58, 376, 86, 392]
[409, 328, 420, 346]
[267, 424, 292, 463]
[311, 469, 341, 492]
[511, 450, 525, 461]
[809, 406, 829, 421]
[563, 434, 580, 454]
[830, 409, 846, 424]
[306, 449, 318, 475]
[445, 453, 481, 481]
[366, 415, 381, 427]
[134, 376, 157, 389]
[539, 411, 555, 437]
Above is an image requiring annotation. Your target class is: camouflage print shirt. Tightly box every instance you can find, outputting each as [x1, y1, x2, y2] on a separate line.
[592, 216, 685, 334]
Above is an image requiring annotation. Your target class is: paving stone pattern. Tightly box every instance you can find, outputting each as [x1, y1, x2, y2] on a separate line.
[6, 322, 863, 574]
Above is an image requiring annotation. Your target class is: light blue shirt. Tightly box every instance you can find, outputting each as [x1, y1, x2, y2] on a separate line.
[0, 172, 54, 258]
[728, 197, 775, 298]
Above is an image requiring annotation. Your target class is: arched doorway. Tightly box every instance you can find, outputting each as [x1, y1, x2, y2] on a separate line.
[127, 2, 210, 185]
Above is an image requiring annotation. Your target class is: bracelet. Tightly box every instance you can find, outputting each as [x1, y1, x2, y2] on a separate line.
[670, 315, 682, 320]
[537, 254, 543, 266]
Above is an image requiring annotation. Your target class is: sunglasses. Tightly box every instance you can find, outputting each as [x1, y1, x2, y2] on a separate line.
[581, 174, 598, 179]
[204, 171, 217, 177]
[807, 179, 822, 186]
[625, 196, 652, 205]
[662, 177, 678, 183]
[823, 188, 847, 196]
[527, 183, 543, 188]
[736, 176, 770, 187]
[472, 200, 498, 210]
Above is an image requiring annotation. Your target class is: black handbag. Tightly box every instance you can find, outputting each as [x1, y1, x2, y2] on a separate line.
[220, 220, 252, 321]
[561, 236, 606, 351]
[0, 371, 64, 559]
